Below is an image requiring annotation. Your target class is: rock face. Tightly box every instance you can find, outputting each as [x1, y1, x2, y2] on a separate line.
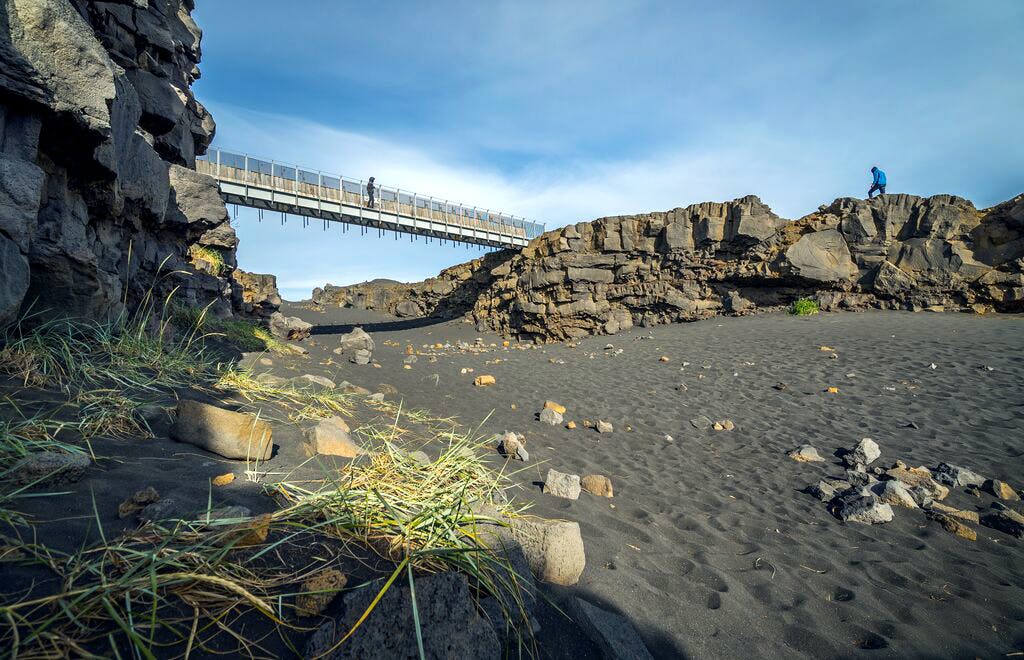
[315, 193, 1024, 341]
[233, 270, 281, 319]
[0, 0, 240, 327]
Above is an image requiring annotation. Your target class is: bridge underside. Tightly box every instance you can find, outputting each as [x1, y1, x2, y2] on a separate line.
[218, 182, 529, 249]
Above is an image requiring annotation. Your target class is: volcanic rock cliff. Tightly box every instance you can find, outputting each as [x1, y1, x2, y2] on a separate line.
[0, 0, 240, 326]
[314, 192, 1024, 341]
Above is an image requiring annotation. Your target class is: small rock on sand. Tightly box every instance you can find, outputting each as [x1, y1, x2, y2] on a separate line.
[927, 511, 977, 541]
[581, 475, 613, 497]
[885, 464, 949, 501]
[10, 451, 90, 488]
[543, 400, 567, 415]
[474, 374, 496, 387]
[543, 469, 581, 500]
[843, 438, 881, 468]
[293, 374, 336, 390]
[980, 503, 1024, 538]
[788, 445, 825, 462]
[296, 568, 348, 617]
[982, 479, 1020, 501]
[569, 597, 655, 660]
[117, 486, 161, 518]
[831, 492, 894, 524]
[304, 417, 362, 458]
[934, 462, 986, 488]
[870, 480, 918, 509]
[498, 431, 529, 462]
[507, 517, 586, 586]
[596, 420, 613, 434]
[351, 348, 372, 365]
[170, 400, 273, 461]
[539, 408, 563, 425]
[689, 415, 712, 430]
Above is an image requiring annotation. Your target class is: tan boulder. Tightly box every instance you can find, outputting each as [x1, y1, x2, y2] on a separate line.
[304, 417, 362, 458]
[581, 475, 613, 497]
[543, 400, 566, 415]
[296, 569, 348, 617]
[473, 375, 496, 387]
[171, 400, 273, 460]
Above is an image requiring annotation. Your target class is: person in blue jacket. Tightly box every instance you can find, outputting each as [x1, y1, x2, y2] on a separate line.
[868, 166, 886, 198]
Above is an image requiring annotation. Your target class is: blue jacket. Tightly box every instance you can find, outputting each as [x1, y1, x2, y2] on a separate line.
[872, 169, 886, 186]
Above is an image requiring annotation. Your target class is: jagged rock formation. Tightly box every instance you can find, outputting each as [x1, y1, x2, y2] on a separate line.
[313, 193, 1024, 341]
[233, 270, 281, 319]
[0, 0, 237, 327]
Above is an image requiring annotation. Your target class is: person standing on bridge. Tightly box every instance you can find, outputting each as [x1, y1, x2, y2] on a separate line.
[366, 176, 376, 209]
[868, 166, 886, 199]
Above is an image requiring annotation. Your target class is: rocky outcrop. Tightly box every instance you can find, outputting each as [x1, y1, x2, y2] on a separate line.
[0, 0, 238, 327]
[314, 193, 1024, 341]
[233, 270, 281, 319]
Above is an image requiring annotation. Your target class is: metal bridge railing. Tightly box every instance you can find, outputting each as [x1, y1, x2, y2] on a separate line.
[196, 148, 545, 241]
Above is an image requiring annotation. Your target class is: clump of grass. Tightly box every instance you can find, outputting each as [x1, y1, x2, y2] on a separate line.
[188, 244, 228, 277]
[789, 297, 820, 316]
[215, 368, 356, 422]
[270, 429, 532, 651]
[172, 304, 295, 355]
[76, 390, 152, 440]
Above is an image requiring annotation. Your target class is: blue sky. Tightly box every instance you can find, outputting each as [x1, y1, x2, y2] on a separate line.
[193, 1, 1023, 300]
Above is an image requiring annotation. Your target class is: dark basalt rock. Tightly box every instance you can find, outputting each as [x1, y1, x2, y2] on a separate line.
[313, 192, 1024, 341]
[0, 0, 243, 326]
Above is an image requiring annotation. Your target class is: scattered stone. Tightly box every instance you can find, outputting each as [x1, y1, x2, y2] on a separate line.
[569, 597, 655, 660]
[934, 462, 986, 488]
[982, 479, 1019, 501]
[842, 438, 881, 467]
[831, 492, 894, 524]
[788, 445, 825, 462]
[269, 312, 312, 340]
[474, 374, 496, 387]
[689, 415, 712, 430]
[212, 472, 235, 487]
[296, 568, 348, 617]
[335, 327, 375, 356]
[581, 475, 613, 497]
[539, 408, 563, 426]
[303, 571, 499, 659]
[506, 517, 586, 586]
[566, 421, 577, 430]
[596, 420, 613, 434]
[217, 513, 272, 547]
[927, 511, 976, 541]
[293, 374, 336, 390]
[351, 348, 371, 365]
[10, 452, 90, 488]
[403, 355, 418, 364]
[717, 419, 735, 431]
[980, 503, 1024, 538]
[117, 487, 161, 518]
[664, 434, 674, 442]
[809, 479, 850, 502]
[171, 400, 273, 461]
[367, 392, 385, 403]
[927, 501, 980, 524]
[543, 400, 567, 415]
[885, 464, 949, 501]
[659, 356, 669, 362]
[498, 431, 529, 462]
[543, 469, 581, 500]
[870, 480, 918, 509]
[254, 373, 287, 387]
[304, 417, 362, 458]
[773, 382, 787, 391]
[844, 468, 876, 488]
[826, 387, 839, 394]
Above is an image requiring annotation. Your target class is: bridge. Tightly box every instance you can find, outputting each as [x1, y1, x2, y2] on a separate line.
[196, 148, 545, 249]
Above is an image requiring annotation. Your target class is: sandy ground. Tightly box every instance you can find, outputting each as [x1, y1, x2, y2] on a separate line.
[3, 305, 1022, 658]
[278, 303, 1024, 659]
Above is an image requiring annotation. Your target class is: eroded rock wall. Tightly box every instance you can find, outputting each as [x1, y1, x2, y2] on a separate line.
[313, 193, 1024, 341]
[0, 0, 236, 326]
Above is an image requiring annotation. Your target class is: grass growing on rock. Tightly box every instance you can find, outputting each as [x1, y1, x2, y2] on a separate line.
[789, 297, 821, 316]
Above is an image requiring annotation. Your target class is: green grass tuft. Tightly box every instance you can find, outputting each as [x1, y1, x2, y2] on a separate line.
[789, 297, 820, 316]
[187, 244, 228, 277]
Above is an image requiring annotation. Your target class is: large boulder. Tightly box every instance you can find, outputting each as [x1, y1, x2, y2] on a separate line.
[170, 400, 273, 460]
[303, 571, 500, 659]
[785, 229, 859, 283]
[506, 517, 586, 586]
[269, 312, 312, 341]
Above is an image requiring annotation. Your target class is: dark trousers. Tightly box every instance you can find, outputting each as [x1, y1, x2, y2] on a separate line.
[367, 192, 375, 208]
[868, 183, 885, 198]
